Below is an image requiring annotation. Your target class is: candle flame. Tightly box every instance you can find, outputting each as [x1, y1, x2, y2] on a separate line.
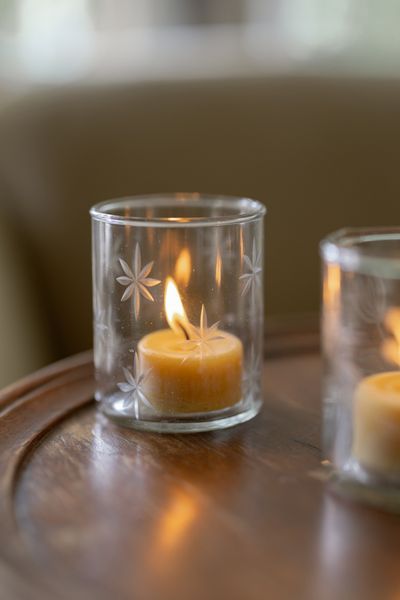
[174, 247, 191, 286]
[383, 308, 400, 366]
[165, 277, 189, 335]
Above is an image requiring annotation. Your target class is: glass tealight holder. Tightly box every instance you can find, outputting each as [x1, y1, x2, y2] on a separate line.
[90, 194, 265, 433]
[321, 228, 400, 511]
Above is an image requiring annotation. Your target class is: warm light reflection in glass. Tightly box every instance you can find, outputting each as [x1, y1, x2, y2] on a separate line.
[215, 250, 222, 288]
[165, 277, 189, 334]
[166, 217, 191, 222]
[323, 263, 341, 306]
[383, 307, 400, 366]
[156, 489, 198, 552]
[174, 247, 191, 287]
[239, 228, 244, 264]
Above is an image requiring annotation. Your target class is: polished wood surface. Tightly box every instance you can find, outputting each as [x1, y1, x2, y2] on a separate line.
[1, 335, 400, 600]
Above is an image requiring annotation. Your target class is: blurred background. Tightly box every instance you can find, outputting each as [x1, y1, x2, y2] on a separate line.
[1, 0, 400, 387]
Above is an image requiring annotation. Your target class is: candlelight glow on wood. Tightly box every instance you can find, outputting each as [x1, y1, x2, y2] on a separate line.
[138, 277, 243, 415]
[155, 490, 198, 553]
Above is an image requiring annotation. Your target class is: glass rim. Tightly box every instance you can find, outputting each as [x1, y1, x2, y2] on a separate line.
[320, 227, 400, 277]
[90, 193, 266, 228]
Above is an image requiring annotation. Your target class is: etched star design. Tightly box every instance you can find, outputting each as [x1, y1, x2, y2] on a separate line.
[182, 306, 224, 361]
[239, 240, 262, 300]
[117, 352, 152, 411]
[116, 243, 160, 319]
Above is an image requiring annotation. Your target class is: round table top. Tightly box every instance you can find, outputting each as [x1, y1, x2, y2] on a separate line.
[1, 331, 400, 600]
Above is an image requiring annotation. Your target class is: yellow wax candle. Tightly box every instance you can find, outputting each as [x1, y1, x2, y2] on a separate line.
[353, 372, 400, 474]
[137, 276, 243, 415]
[138, 329, 243, 414]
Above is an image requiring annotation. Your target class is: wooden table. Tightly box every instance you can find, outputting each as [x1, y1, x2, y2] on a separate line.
[1, 331, 400, 600]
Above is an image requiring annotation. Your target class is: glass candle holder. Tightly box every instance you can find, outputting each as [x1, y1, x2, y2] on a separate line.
[321, 228, 400, 510]
[90, 194, 265, 433]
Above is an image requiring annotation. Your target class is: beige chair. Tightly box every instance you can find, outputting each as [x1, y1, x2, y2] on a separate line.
[1, 75, 400, 386]
[0, 208, 52, 383]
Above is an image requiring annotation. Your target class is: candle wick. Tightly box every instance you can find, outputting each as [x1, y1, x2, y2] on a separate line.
[177, 319, 190, 340]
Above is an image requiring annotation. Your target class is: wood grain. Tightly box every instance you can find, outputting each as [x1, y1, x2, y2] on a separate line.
[1, 336, 400, 600]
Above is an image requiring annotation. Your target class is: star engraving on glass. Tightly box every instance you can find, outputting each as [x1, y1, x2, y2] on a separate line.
[182, 305, 224, 361]
[116, 243, 161, 319]
[117, 352, 152, 411]
[239, 239, 262, 299]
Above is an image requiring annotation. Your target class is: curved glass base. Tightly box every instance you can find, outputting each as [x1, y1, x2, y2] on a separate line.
[328, 459, 400, 514]
[101, 397, 262, 434]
